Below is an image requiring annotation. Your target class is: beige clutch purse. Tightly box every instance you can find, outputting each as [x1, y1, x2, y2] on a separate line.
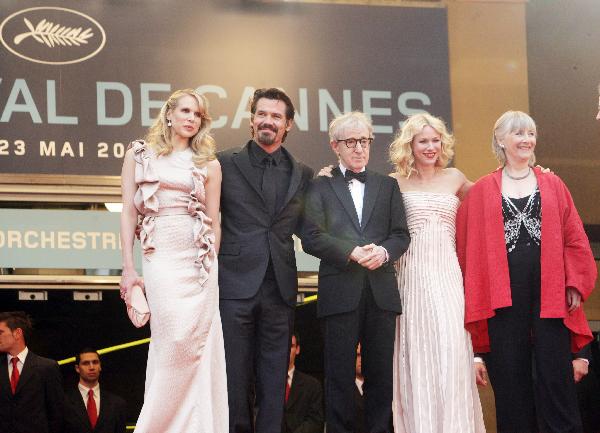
[127, 284, 150, 328]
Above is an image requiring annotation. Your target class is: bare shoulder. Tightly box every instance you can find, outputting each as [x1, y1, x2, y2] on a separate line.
[124, 147, 136, 159]
[121, 147, 137, 171]
[206, 158, 221, 169]
[443, 167, 474, 199]
[389, 172, 408, 188]
[206, 158, 222, 178]
[443, 167, 467, 180]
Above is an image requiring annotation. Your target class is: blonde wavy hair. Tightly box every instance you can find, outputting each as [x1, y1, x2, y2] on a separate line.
[144, 89, 216, 167]
[492, 110, 537, 166]
[389, 112, 455, 177]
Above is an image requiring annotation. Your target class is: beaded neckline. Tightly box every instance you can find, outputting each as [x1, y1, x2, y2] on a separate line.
[502, 187, 541, 252]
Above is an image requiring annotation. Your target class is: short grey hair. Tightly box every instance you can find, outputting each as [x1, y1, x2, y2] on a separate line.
[492, 110, 537, 166]
[328, 111, 373, 142]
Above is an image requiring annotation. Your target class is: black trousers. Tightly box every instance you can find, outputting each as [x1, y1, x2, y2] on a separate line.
[220, 273, 294, 433]
[323, 281, 396, 433]
[576, 363, 600, 433]
[484, 244, 583, 433]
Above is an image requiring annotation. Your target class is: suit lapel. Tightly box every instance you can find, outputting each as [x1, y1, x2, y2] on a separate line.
[0, 357, 10, 396]
[360, 169, 381, 230]
[69, 388, 92, 428]
[330, 168, 361, 232]
[286, 373, 302, 409]
[231, 142, 266, 206]
[278, 147, 303, 215]
[15, 351, 36, 394]
[95, 386, 109, 430]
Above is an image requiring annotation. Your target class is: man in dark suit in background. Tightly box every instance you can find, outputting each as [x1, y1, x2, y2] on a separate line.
[64, 348, 126, 433]
[302, 111, 410, 433]
[572, 343, 600, 433]
[217, 88, 314, 433]
[0, 311, 63, 433]
[283, 332, 324, 433]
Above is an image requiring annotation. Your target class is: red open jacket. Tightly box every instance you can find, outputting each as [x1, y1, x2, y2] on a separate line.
[456, 167, 596, 353]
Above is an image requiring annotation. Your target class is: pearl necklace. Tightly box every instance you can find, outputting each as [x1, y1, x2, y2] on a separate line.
[503, 167, 531, 180]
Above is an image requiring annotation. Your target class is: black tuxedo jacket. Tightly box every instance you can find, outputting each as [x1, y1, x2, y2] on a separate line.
[217, 141, 314, 306]
[283, 370, 324, 433]
[64, 385, 126, 433]
[354, 384, 366, 433]
[0, 351, 63, 433]
[302, 167, 410, 317]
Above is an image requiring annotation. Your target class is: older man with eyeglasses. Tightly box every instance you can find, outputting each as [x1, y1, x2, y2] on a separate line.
[301, 111, 410, 433]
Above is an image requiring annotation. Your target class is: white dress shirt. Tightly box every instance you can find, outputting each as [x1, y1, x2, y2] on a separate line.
[287, 366, 295, 387]
[7, 346, 28, 379]
[79, 382, 101, 415]
[338, 163, 389, 263]
[355, 376, 364, 396]
[339, 164, 365, 225]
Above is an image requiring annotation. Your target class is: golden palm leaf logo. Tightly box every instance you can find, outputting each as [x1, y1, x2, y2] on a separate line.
[14, 18, 94, 47]
[0, 6, 106, 65]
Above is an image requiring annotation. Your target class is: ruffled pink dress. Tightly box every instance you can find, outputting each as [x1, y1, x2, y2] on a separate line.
[130, 141, 228, 433]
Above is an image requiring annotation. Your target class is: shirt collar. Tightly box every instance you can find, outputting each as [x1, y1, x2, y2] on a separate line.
[355, 376, 364, 395]
[288, 366, 295, 382]
[338, 163, 366, 176]
[78, 382, 100, 395]
[7, 347, 28, 364]
[251, 140, 283, 166]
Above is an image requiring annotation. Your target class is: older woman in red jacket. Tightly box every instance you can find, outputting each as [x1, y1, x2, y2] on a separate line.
[456, 111, 596, 433]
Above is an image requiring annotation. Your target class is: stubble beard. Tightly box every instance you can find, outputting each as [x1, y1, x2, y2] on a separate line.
[255, 126, 278, 147]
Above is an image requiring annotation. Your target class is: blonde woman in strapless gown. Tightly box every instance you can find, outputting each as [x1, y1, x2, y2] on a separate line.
[389, 113, 485, 433]
[119, 89, 228, 433]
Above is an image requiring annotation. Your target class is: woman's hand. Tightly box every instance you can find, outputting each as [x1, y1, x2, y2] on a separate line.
[566, 286, 582, 313]
[120, 268, 144, 305]
[572, 359, 589, 383]
[536, 164, 553, 174]
[474, 361, 488, 386]
[317, 165, 335, 178]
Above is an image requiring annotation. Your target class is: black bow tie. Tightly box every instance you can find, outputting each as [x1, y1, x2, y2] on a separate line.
[344, 170, 366, 183]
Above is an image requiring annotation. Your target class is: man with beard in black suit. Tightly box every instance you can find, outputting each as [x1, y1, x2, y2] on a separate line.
[218, 88, 314, 433]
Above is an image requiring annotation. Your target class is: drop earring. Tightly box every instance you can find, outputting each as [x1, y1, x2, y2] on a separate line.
[167, 119, 172, 127]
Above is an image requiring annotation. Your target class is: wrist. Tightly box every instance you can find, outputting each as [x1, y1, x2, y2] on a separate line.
[379, 246, 389, 263]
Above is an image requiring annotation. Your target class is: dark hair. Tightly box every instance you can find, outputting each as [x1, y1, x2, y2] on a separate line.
[249, 88, 295, 143]
[250, 88, 295, 120]
[0, 311, 32, 342]
[75, 348, 100, 364]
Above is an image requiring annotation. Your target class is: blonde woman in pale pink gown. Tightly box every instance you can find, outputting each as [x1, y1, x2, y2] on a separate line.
[389, 113, 485, 433]
[120, 89, 228, 433]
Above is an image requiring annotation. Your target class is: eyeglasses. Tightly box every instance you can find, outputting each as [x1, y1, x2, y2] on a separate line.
[336, 137, 373, 149]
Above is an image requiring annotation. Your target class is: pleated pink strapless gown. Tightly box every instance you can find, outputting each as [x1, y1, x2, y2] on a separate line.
[392, 192, 485, 433]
